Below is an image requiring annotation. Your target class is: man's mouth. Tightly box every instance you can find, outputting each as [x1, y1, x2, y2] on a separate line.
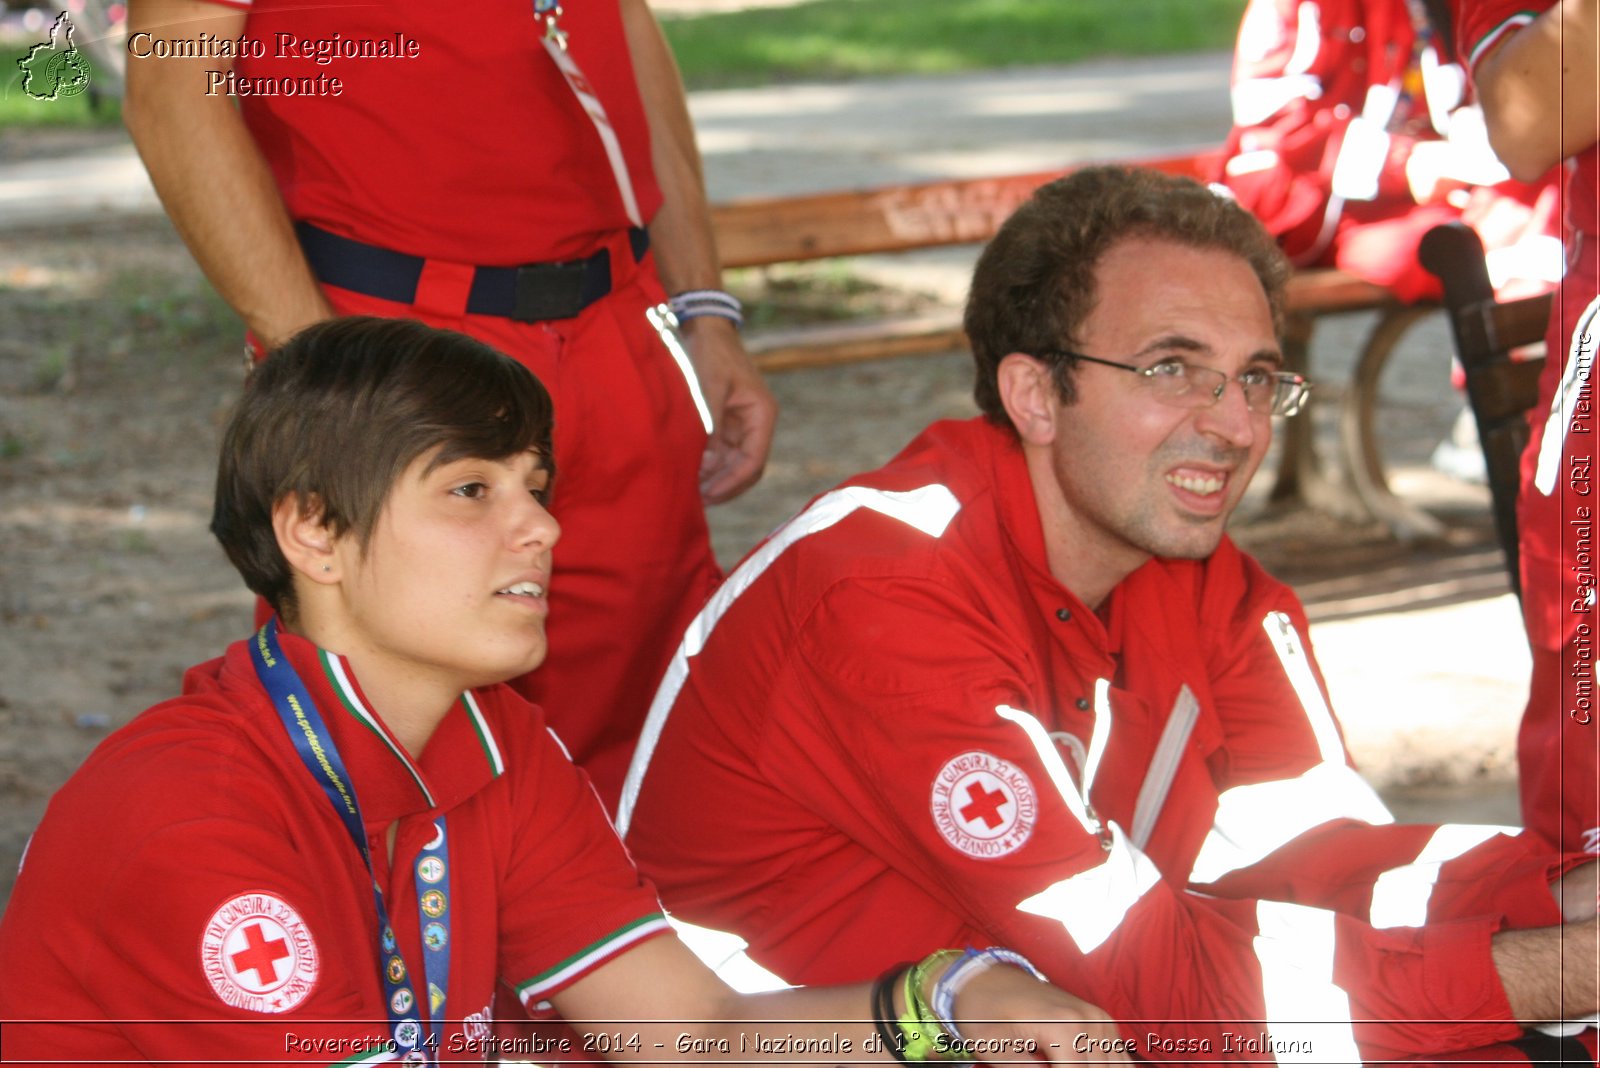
[1165, 471, 1227, 497]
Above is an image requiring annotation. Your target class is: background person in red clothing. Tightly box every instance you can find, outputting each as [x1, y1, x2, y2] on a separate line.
[0, 316, 1121, 1066]
[1217, 0, 1562, 304]
[1454, 0, 1599, 856]
[121, 0, 776, 812]
[621, 167, 1600, 1063]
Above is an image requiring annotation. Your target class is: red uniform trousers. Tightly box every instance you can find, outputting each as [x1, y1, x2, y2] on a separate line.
[313, 247, 720, 812]
[1518, 233, 1600, 854]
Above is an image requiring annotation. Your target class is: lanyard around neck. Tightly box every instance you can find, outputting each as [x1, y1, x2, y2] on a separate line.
[249, 620, 452, 1062]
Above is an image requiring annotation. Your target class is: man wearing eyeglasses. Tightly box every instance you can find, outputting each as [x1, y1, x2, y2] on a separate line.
[620, 167, 1599, 1062]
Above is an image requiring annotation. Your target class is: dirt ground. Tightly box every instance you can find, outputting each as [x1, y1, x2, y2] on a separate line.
[0, 147, 1521, 910]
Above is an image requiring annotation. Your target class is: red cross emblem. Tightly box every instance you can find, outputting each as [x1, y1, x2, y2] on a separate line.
[231, 923, 290, 985]
[959, 781, 1011, 829]
[202, 891, 320, 1012]
[931, 752, 1037, 858]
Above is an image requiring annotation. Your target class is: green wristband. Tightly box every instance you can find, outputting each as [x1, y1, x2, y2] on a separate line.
[898, 949, 971, 1062]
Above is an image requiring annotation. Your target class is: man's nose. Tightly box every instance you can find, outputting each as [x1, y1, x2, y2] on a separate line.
[1194, 378, 1261, 448]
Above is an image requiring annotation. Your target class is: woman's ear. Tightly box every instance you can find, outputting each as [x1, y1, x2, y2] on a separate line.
[271, 493, 341, 585]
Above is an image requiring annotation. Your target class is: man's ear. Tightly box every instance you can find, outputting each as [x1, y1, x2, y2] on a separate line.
[997, 352, 1059, 446]
[271, 493, 341, 586]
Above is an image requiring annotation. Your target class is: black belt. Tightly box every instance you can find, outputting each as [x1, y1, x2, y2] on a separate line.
[294, 222, 650, 323]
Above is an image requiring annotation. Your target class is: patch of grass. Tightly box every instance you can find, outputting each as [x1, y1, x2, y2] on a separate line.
[31, 344, 72, 392]
[2, 1, 1240, 117]
[118, 528, 155, 554]
[662, 0, 1245, 89]
[106, 271, 239, 356]
[0, 265, 236, 399]
[49, 443, 103, 468]
[0, 45, 122, 128]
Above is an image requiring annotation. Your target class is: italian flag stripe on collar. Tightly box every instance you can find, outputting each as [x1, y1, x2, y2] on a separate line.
[460, 691, 505, 777]
[318, 649, 436, 808]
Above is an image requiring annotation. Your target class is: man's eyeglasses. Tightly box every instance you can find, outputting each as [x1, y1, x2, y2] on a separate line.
[1037, 350, 1313, 418]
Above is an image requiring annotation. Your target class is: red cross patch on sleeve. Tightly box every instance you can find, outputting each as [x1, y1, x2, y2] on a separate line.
[200, 891, 321, 1013]
[930, 751, 1037, 859]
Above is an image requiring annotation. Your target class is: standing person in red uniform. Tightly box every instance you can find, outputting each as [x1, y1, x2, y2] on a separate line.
[1455, 0, 1600, 855]
[1218, 0, 1561, 303]
[120, 0, 776, 811]
[0, 317, 1122, 1065]
[620, 167, 1600, 1063]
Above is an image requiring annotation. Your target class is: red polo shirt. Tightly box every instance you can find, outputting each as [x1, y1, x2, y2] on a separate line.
[194, 0, 664, 265]
[0, 629, 668, 1064]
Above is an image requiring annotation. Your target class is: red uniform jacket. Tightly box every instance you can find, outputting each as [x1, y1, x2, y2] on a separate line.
[622, 417, 1581, 1063]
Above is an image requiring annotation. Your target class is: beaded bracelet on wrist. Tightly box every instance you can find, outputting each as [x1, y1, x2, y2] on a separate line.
[930, 947, 1048, 1045]
[668, 288, 744, 328]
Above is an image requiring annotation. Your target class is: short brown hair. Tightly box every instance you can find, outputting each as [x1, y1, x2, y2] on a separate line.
[964, 166, 1290, 425]
[212, 316, 556, 621]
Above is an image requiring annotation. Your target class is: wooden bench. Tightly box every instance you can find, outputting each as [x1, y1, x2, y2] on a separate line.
[1420, 222, 1554, 596]
[711, 151, 1443, 538]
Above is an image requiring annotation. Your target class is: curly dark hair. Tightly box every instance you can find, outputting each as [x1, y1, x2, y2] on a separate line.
[964, 166, 1290, 426]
